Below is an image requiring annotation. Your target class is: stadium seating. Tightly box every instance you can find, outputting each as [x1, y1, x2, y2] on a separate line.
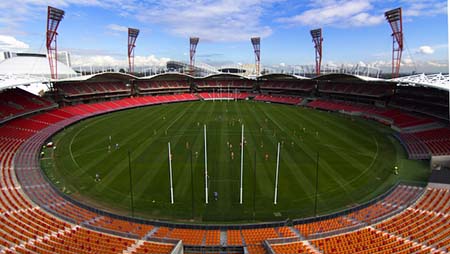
[198, 92, 249, 100]
[318, 83, 394, 97]
[137, 80, 190, 94]
[197, 80, 253, 89]
[270, 241, 317, 254]
[56, 82, 130, 97]
[254, 94, 302, 105]
[307, 99, 436, 129]
[0, 88, 55, 122]
[3, 89, 450, 254]
[397, 128, 450, 158]
[260, 81, 315, 92]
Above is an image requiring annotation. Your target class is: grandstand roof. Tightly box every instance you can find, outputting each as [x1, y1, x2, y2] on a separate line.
[56, 72, 137, 83]
[0, 54, 77, 90]
[140, 72, 194, 80]
[313, 73, 385, 82]
[202, 73, 249, 80]
[391, 73, 450, 91]
[0, 55, 76, 77]
[259, 73, 309, 80]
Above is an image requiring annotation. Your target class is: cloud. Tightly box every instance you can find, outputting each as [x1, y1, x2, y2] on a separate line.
[106, 24, 128, 33]
[427, 61, 447, 68]
[70, 54, 169, 67]
[134, 0, 277, 41]
[277, 0, 384, 27]
[277, 0, 447, 28]
[417, 45, 435, 55]
[402, 1, 447, 17]
[363, 58, 448, 73]
[0, 35, 29, 50]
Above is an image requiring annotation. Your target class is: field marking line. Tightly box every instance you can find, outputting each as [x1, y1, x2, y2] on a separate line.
[316, 134, 380, 197]
[270, 105, 382, 201]
[69, 127, 83, 170]
[69, 116, 114, 170]
[165, 103, 194, 133]
[321, 143, 374, 157]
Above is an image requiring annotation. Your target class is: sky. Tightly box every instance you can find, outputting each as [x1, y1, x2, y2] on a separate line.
[0, 0, 448, 74]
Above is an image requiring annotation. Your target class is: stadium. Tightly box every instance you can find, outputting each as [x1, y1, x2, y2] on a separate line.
[0, 4, 449, 254]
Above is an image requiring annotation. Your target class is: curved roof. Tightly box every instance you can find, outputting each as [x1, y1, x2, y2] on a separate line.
[140, 72, 195, 80]
[313, 73, 383, 82]
[202, 73, 249, 80]
[57, 72, 137, 83]
[0, 55, 76, 77]
[258, 73, 307, 80]
[391, 73, 450, 91]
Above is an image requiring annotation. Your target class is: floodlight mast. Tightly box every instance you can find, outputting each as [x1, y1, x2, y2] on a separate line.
[310, 28, 323, 76]
[190, 37, 199, 75]
[46, 6, 65, 80]
[128, 28, 140, 74]
[251, 37, 261, 76]
[385, 8, 403, 78]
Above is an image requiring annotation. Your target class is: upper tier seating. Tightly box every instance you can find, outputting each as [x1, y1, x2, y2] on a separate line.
[254, 94, 302, 105]
[260, 81, 315, 92]
[56, 82, 130, 97]
[197, 80, 253, 89]
[318, 83, 394, 97]
[137, 80, 190, 93]
[0, 88, 55, 122]
[198, 92, 249, 100]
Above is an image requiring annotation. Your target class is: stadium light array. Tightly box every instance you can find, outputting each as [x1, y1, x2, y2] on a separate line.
[46, 6, 65, 79]
[251, 37, 261, 76]
[385, 8, 404, 78]
[189, 37, 200, 75]
[128, 28, 140, 74]
[310, 28, 323, 76]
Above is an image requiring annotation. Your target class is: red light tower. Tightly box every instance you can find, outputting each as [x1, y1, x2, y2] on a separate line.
[190, 37, 199, 75]
[310, 28, 323, 76]
[251, 37, 261, 76]
[128, 28, 140, 74]
[46, 6, 65, 79]
[385, 8, 403, 78]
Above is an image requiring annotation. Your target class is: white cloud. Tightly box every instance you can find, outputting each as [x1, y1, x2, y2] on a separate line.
[427, 61, 447, 68]
[277, 0, 447, 28]
[401, 58, 414, 66]
[402, 1, 447, 17]
[106, 24, 128, 33]
[134, 0, 277, 41]
[71, 54, 169, 67]
[0, 35, 29, 50]
[277, 0, 384, 27]
[417, 45, 435, 55]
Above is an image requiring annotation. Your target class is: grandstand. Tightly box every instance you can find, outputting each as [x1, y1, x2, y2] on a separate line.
[1, 3, 450, 254]
[1, 70, 450, 253]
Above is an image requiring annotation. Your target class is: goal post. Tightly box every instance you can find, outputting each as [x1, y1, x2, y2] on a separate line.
[168, 142, 174, 204]
[204, 124, 208, 204]
[274, 142, 281, 205]
[240, 124, 244, 204]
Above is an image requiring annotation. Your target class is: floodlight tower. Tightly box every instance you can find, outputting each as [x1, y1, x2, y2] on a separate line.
[46, 6, 65, 80]
[251, 37, 261, 76]
[190, 37, 199, 74]
[128, 28, 140, 73]
[385, 8, 403, 78]
[310, 28, 323, 76]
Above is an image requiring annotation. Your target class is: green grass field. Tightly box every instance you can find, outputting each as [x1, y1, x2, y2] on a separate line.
[41, 100, 430, 223]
